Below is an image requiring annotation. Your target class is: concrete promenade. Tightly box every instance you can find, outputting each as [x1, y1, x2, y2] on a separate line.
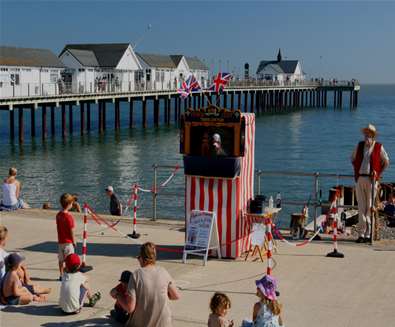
[0, 209, 394, 327]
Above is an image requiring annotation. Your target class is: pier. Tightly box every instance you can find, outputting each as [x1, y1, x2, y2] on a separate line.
[0, 80, 360, 143]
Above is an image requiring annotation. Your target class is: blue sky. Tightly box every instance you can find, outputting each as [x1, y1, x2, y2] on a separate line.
[1, 1, 394, 83]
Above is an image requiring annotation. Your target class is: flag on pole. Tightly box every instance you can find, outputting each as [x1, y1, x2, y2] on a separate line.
[177, 75, 201, 98]
[209, 72, 233, 93]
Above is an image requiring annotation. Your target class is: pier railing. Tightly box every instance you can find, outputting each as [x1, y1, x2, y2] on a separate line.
[0, 79, 359, 100]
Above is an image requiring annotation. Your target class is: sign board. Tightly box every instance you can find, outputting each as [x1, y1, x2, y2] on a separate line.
[251, 223, 266, 246]
[183, 210, 221, 265]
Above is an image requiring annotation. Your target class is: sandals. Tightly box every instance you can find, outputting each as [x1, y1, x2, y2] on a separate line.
[88, 292, 101, 307]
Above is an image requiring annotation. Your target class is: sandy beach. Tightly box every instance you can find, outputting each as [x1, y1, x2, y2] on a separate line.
[0, 209, 394, 327]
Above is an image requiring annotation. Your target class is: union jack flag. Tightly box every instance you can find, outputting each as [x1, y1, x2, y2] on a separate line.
[177, 75, 201, 98]
[209, 72, 233, 93]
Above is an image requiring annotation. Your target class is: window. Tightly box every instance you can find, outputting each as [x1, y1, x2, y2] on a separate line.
[0, 68, 8, 72]
[160, 71, 165, 82]
[146, 69, 151, 82]
[78, 68, 85, 72]
[50, 72, 58, 83]
[10, 73, 20, 86]
[155, 71, 160, 81]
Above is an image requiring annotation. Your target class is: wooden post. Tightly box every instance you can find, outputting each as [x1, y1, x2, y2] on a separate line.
[238, 92, 242, 110]
[68, 104, 73, 135]
[333, 91, 337, 109]
[87, 102, 91, 132]
[42, 105, 47, 140]
[51, 104, 55, 136]
[115, 99, 120, 130]
[98, 101, 103, 134]
[177, 97, 181, 120]
[30, 106, 35, 137]
[230, 92, 234, 110]
[223, 92, 228, 109]
[244, 92, 248, 112]
[61, 103, 66, 138]
[174, 97, 179, 123]
[198, 94, 202, 108]
[102, 101, 106, 130]
[129, 100, 133, 128]
[167, 97, 171, 124]
[339, 91, 343, 108]
[18, 107, 24, 143]
[164, 98, 168, 124]
[80, 102, 85, 135]
[349, 91, 353, 109]
[153, 98, 159, 127]
[9, 109, 15, 140]
[250, 91, 254, 113]
[256, 91, 260, 113]
[142, 98, 147, 128]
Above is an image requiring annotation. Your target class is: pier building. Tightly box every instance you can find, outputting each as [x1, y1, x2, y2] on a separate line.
[0, 46, 65, 98]
[256, 49, 305, 83]
[59, 43, 143, 94]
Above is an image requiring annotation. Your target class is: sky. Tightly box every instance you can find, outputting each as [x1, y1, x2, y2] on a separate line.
[1, 1, 394, 84]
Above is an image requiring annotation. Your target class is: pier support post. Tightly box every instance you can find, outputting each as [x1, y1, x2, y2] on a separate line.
[51, 104, 55, 137]
[250, 91, 255, 113]
[68, 104, 73, 135]
[167, 97, 171, 124]
[349, 91, 353, 109]
[129, 100, 133, 128]
[142, 98, 147, 128]
[98, 102, 103, 134]
[174, 97, 179, 123]
[188, 96, 192, 109]
[80, 102, 85, 135]
[30, 106, 35, 137]
[177, 97, 181, 120]
[9, 109, 15, 140]
[42, 105, 47, 140]
[224, 92, 228, 109]
[244, 91, 248, 112]
[115, 99, 120, 131]
[256, 91, 260, 113]
[237, 92, 241, 110]
[61, 103, 66, 138]
[193, 94, 197, 109]
[198, 94, 202, 108]
[87, 102, 91, 132]
[18, 107, 24, 143]
[333, 91, 337, 109]
[163, 98, 168, 125]
[102, 102, 106, 131]
[153, 98, 159, 127]
[230, 92, 234, 110]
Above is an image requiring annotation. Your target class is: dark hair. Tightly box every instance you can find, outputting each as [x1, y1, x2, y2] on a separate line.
[60, 193, 74, 209]
[209, 292, 231, 314]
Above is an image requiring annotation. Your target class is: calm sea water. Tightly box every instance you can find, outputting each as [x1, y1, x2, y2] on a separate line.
[0, 85, 394, 226]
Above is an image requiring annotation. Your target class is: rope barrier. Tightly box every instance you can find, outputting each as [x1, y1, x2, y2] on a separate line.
[272, 224, 322, 247]
[264, 216, 274, 275]
[128, 184, 140, 239]
[326, 218, 344, 258]
[80, 204, 93, 272]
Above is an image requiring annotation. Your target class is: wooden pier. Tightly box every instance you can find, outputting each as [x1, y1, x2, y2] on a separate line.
[0, 81, 360, 143]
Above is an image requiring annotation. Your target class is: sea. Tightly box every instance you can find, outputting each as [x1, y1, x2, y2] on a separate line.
[0, 84, 394, 227]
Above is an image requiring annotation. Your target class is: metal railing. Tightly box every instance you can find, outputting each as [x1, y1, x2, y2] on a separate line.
[150, 164, 360, 229]
[0, 78, 358, 100]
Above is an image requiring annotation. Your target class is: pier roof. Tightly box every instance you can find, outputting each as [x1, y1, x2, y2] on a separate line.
[185, 56, 208, 70]
[60, 43, 130, 68]
[137, 53, 178, 69]
[0, 46, 64, 68]
[256, 60, 299, 74]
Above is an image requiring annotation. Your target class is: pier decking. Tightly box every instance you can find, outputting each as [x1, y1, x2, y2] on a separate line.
[0, 81, 360, 143]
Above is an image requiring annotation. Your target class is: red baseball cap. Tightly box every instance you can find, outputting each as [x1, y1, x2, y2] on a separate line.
[65, 253, 81, 271]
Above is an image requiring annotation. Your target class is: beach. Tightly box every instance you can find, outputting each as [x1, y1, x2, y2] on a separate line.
[1, 209, 394, 326]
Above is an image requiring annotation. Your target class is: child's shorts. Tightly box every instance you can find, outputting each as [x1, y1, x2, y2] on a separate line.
[58, 243, 74, 262]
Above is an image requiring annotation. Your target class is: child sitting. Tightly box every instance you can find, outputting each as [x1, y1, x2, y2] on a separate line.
[17, 264, 51, 299]
[0, 225, 9, 283]
[59, 253, 101, 314]
[109, 270, 132, 323]
[242, 275, 284, 327]
[1, 253, 40, 305]
[208, 292, 234, 327]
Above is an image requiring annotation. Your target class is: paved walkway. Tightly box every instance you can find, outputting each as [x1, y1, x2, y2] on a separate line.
[1, 209, 394, 327]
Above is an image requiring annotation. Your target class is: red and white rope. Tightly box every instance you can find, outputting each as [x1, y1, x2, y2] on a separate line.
[265, 216, 274, 275]
[81, 204, 88, 267]
[132, 184, 138, 234]
[272, 225, 322, 247]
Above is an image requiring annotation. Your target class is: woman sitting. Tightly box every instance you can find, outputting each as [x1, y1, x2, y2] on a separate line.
[1, 168, 29, 211]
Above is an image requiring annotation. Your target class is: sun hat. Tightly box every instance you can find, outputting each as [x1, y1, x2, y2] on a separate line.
[5, 252, 25, 268]
[361, 124, 377, 137]
[119, 270, 132, 283]
[65, 253, 81, 271]
[256, 275, 278, 301]
[105, 186, 114, 192]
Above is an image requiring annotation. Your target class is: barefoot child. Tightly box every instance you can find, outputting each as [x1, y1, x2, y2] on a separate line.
[59, 253, 101, 314]
[109, 270, 132, 323]
[0, 225, 9, 282]
[1, 253, 38, 305]
[208, 292, 234, 327]
[242, 275, 284, 327]
[17, 264, 51, 300]
[56, 193, 76, 280]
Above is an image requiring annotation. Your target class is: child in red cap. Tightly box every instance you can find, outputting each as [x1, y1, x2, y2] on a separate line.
[59, 253, 101, 314]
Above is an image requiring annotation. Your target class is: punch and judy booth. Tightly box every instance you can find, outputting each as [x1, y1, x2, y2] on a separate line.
[180, 106, 255, 258]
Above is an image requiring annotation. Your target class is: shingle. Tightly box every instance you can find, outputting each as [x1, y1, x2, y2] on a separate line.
[256, 60, 299, 74]
[60, 43, 130, 68]
[67, 49, 99, 67]
[137, 53, 177, 69]
[0, 46, 64, 68]
[185, 56, 208, 70]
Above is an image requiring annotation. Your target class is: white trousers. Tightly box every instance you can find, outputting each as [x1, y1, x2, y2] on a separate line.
[355, 176, 376, 238]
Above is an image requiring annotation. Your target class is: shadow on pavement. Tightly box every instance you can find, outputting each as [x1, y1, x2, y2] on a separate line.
[22, 241, 183, 260]
[2, 304, 61, 317]
[41, 316, 122, 326]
